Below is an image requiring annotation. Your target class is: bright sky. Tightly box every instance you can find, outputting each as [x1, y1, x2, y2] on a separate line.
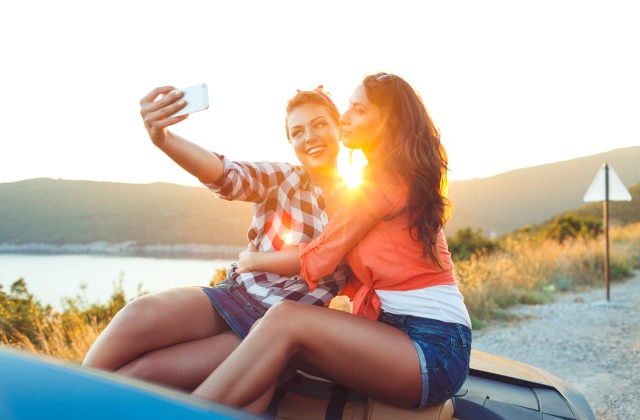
[2, 0, 638, 187]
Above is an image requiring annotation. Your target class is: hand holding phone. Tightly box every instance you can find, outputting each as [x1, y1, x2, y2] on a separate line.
[171, 83, 209, 117]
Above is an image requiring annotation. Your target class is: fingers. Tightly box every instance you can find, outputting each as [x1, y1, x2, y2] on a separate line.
[140, 87, 185, 117]
[236, 245, 255, 274]
[140, 86, 175, 105]
[139, 86, 189, 143]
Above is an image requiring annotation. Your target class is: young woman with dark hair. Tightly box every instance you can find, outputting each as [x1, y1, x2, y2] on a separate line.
[193, 73, 471, 414]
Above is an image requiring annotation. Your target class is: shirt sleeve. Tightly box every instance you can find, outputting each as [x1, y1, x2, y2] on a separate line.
[201, 154, 292, 203]
[299, 167, 407, 289]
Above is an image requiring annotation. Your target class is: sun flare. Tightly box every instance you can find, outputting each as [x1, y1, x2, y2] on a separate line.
[284, 233, 294, 245]
[337, 148, 367, 189]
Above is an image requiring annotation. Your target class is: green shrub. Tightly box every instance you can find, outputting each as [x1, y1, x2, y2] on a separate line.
[555, 275, 574, 291]
[542, 214, 602, 243]
[447, 227, 499, 261]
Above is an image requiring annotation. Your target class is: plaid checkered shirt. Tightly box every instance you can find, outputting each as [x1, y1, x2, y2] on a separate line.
[203, 154, 349, 307]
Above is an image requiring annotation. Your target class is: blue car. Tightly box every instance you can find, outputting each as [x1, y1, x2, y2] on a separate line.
[0, 346, 595, 419]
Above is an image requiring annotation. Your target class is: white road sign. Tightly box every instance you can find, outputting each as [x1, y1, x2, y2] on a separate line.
[583, 164, 632, 202]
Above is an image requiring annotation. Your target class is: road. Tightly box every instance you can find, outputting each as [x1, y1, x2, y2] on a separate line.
[472, 272, 640, 419]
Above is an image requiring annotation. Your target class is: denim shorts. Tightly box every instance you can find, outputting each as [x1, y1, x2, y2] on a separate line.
[200, 279, 269, 339]
[378, 311, 472, 408]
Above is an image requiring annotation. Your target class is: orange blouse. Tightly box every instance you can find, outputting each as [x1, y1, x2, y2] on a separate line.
[299, 167, 456, 319]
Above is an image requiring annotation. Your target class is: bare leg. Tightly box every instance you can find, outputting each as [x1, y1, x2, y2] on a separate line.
[242, 384, 276, 414]
[192, 301, 422, 412]
[117, 330, 241, 391]
[112, 323, 276, 411]
[83, 286, 275, 409]
[83, 287, 229, 371]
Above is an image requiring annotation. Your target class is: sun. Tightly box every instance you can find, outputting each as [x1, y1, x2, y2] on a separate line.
[337, 147, 367, 189]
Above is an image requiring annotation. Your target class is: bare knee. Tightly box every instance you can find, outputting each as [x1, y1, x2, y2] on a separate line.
[254, 301, 309, 344]
[261, 301, 301, 327]
[83, 294, 170, 369]
[109, 289, 190, 333]
[128, 287, 218, 328]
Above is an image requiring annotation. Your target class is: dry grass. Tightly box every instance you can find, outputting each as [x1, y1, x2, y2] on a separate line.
[2, 222, 639, 360]
[456, 223, 640, 326]
[3, 313, 103, 363]
[1, 279, 128, 363]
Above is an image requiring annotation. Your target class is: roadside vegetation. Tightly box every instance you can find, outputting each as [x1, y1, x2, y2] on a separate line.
[2, 219, 639, 363]
[452, 219, 640, 328]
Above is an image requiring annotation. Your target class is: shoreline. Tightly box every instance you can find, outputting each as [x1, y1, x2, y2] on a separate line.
[0, 242, 245, 260]
[0, 254, 234, 310]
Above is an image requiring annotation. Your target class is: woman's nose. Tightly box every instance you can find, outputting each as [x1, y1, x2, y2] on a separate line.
[303, 128, 316, 142]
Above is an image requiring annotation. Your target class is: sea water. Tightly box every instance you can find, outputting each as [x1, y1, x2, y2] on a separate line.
[0, 254, 233, 310]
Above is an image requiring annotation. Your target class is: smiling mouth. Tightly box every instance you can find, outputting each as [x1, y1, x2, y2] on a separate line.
[307, 146, 325, 156]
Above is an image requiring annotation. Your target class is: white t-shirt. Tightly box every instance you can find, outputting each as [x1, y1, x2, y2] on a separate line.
[376, 285, 472, 328]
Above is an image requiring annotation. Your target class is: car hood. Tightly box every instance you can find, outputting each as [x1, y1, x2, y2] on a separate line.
[470, 350, 595, 420]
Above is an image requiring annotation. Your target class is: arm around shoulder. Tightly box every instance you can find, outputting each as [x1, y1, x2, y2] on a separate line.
[299, 168, 406, 282]
[237, 246, 301, 277]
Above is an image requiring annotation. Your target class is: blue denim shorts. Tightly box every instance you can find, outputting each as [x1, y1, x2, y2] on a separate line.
[200, 279, 269, 339]
[378, 311, 472, 408]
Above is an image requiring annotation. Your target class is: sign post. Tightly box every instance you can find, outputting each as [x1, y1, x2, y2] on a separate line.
[583, 163, 632, 300]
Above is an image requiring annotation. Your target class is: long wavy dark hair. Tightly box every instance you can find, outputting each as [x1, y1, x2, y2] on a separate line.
[362, 72, 451, 266]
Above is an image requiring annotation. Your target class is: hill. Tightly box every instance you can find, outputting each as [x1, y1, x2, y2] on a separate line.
[0, 178, 253, 257]
[555, 182, 640, 227]
[447, 146, 640, 236]
[1, 147, 638, 256]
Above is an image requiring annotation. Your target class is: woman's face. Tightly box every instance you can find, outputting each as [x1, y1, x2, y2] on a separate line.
[339, 83, 385, 156]
[287, 103, 340, 176]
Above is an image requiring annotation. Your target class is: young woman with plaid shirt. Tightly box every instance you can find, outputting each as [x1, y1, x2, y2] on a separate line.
[82, 87, 349, 413]
[192, 73, 472, 414]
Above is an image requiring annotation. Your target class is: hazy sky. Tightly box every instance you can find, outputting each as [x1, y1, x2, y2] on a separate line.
[2, 0, 638, 187]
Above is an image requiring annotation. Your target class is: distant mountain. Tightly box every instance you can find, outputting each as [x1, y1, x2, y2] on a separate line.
[447, 146, 640, 236]
[1, 147, 638, 257]
[0, 178, 253, 258]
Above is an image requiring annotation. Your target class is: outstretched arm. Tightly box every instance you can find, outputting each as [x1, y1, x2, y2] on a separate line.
[139, 86, 223, 184]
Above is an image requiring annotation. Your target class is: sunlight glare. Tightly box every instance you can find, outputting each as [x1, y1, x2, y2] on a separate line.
[337, 148, 367, 189]
[284, 233, 294, 245]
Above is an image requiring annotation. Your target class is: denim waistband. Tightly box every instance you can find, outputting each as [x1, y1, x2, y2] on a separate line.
[378, 310, 471, 343]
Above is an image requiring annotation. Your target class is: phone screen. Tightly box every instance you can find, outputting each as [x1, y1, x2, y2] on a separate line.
[171, 83, 209, 117]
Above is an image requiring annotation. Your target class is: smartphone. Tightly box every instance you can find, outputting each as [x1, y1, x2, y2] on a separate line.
[171, 83, 209, 117]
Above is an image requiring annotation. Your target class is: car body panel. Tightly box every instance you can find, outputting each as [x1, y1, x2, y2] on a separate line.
[454, 350, 596, 420]
[0, 346, 257, 420]
[0, 346, 596, 419]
